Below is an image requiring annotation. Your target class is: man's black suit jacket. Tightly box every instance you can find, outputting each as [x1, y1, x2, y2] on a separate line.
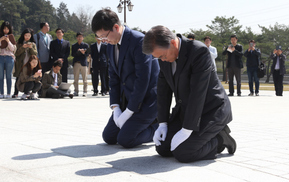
[223, 44, 243, 68]
[157, 34, 232, 135]
[270, 53, 286, 75]
[49, 39, 70, 68]
[90, 42, 108, 69]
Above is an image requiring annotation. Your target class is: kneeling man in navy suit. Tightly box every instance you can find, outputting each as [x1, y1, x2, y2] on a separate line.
[91, 8, 159, 148]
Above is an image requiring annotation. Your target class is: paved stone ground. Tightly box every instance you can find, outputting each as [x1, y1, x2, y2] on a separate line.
[1, 79, 289, 182]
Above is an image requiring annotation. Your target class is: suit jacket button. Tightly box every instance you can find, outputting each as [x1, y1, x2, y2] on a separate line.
[178, 99, 182, 103]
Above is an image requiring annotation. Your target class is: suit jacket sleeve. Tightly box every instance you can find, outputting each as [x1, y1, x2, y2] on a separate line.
[50, 41, 58, 61]
[64, 41, 70, 60]
[157, 66, 173, 123]
[233, 45, 243, 57]
[42, 73, 53, 89]
[183, 47, 213, 131]
[126, 41, 154, 112]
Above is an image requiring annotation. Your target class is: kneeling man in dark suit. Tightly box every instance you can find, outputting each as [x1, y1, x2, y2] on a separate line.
[41, 60, 73, 99]
[143, 26, 236, 163]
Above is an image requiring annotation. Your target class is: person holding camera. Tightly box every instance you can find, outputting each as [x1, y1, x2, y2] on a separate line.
[71, 32, 89, 96]
[244, 40, 261, 96]
[16, 55, 42, 100]
[13, 28, 38, 98]
[270, 46, 286, 96]
[222, 35, 243, 96]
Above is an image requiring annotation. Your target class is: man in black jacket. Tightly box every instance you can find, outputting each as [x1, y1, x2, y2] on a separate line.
[223, 35, 243, 96]
[270, 46, 286, 96]
[143, 25, 236, 163]
[49, 28, 70, 82]
[244, 40, 261, 96]
[71, 32, 89, 96]
[90, 36, 108, 96]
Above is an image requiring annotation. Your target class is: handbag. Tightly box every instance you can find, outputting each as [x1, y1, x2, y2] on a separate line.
[257, 62, 266, 78]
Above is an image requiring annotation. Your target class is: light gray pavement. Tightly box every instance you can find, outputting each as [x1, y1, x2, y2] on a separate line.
[1, 80, 289, 182]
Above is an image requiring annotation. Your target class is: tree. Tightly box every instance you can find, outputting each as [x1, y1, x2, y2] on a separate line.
[22, 0, 57, 33]
[0, 0, 28, 34]
[56, 2, 71, 31]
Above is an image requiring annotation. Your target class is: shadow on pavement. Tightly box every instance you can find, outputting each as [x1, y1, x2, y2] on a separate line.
[12, 143, 153, 160]
[75, 155, 216, 176]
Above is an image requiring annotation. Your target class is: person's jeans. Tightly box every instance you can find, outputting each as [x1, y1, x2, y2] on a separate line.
[0, 56, 14, 95]
[247, 66, 259, 94]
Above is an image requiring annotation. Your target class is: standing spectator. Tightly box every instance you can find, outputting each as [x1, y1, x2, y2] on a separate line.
[223, 35, 243, 96]
[16, 55, 42, 100]
[204, 36, 217, 71]
[143, 25, 235, 163]
[13, 28, 37, 98]
[0, 21, 16, 99]
[34, 22, 52, 73]
[90, 35, 108, 96]
[49, 28, 70, 83]
[71, 32, 89, 96]
[92, 8, 159, 148]
[244, 40, 261, 96]
[187, 33, 195, 40]
[41, 60, 73, 99]
[270, 46, 286, 96]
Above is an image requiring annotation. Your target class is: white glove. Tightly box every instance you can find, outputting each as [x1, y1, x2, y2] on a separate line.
[153, 122, 168, 146]
[113, 106, 122, 125]
[170, 128, 193, 151]
[115, 108, 134, 129]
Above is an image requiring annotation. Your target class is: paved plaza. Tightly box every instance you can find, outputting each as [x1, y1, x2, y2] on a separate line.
[1, 80, 289, 182]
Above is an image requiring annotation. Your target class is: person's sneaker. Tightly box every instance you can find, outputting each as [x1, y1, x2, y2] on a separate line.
[83, 92, 87, 97]
[73, 92, 78, 96]
[12, 94, 18, 98]
[248, 93, 254, 96]
[5, 94, 11, 99]
[31, 93, 38, 100]
[255, 93, 259, 96]
[0, 94, 4, 99]
[21, 94, 28, 100]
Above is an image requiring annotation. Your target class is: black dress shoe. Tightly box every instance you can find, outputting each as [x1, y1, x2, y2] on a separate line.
[237, 93, 241, 96]
[68, 94, 74, 99]
[217, 125, 236, 154]
[92, 93, 98, 96]
[227, 93, 233, 96]
[101, 93, 105, 96]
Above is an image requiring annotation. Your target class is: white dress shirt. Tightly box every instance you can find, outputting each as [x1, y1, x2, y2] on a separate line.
[53, 72, 58, 86]
[208, 45, 218, 71]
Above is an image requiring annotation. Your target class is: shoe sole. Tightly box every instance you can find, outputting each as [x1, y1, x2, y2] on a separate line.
[220, 125, 237, 154]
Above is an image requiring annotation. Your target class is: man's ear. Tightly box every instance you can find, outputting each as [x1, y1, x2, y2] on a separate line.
[171, 39, 177, 47]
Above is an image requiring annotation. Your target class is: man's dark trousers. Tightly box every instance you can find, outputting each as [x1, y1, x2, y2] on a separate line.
[92, 67, 107, 94]
[102, 115, 157, 148]
[273, 70, 284, 96]
[228, 67, 241, 95]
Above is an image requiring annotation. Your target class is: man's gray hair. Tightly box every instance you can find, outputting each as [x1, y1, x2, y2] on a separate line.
[142, 25, 176, 55]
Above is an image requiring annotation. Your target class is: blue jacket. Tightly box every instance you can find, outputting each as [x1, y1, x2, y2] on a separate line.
[34, 32, 53, 63]
[108, 27, 159, 119]
[90, 42, 108, 68]
[72, 42, 89, 66]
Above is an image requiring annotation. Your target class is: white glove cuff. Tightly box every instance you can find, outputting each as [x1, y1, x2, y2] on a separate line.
[125, 108, 134, 115]
[181, 128, 193, 135]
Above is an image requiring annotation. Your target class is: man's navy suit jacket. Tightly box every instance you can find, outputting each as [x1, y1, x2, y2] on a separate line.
[91, 42, 108, 68]
[107, 26, 159, 119]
